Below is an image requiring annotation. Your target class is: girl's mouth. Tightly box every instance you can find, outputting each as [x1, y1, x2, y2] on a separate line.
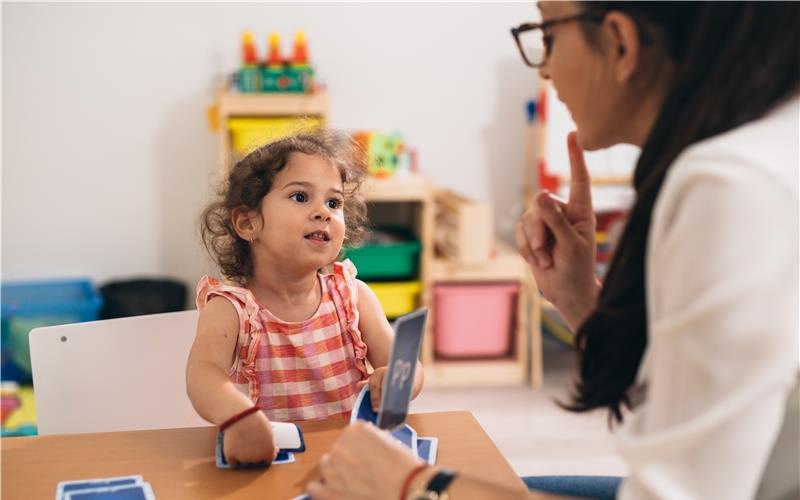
[305, 230, 330, 242]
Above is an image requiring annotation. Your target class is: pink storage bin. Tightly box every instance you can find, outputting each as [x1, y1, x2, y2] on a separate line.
[433, 282, 519, 358]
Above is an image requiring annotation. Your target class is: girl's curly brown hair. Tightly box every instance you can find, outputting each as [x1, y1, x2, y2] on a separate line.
[200, 128, 368, 283]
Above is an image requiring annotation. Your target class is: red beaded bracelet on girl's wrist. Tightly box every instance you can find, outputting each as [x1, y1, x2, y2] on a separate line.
[219, 405, 261, 432]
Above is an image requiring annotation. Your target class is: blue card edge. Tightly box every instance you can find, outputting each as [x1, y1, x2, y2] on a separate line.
[56, 476, 144, 500]
[62, 482, 154, 500]
[216, 430, 301, 469]
[289, 423, 306, 453]
[417, 436, 439, 465]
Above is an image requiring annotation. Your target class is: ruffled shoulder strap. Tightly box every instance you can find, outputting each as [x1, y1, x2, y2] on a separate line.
[325, 260, 368, 378]
[195, 275, 266, 402]
[195, 275, 267, 337]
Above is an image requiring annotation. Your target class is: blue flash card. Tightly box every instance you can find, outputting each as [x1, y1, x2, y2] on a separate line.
[350, 385, 379, 425]
[376, 309, 427, 431]
[57, 476, 143, 500]
[417, 437, 439, 465]
[391, 424, 418, 456]
[273, 451, 295, 464]
[215, 431, 294, 469]
[63, 483, 155, 500]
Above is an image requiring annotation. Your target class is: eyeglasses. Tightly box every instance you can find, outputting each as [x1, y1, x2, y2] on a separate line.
[511, 13, 604, 68]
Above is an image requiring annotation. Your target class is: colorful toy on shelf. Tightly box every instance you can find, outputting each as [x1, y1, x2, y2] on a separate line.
[292, 31, 309, 65]
[595, 209, 628, 278]
[242, 31, 258, 64]
[1, 382, 37, 436]
[237, 31, 261, 93]
[266, 32, 282, 66]
[353, 131, 409, 178]
[235, 30, 316, 94]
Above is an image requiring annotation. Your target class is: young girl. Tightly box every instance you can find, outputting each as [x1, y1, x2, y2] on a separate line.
[186, 129, 424, 466]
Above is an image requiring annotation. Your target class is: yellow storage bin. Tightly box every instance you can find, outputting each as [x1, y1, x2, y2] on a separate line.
[367, 281, 422, 319]
[227, 117, 323, 155]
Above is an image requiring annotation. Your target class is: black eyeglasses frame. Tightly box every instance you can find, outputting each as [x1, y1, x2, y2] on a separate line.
[510, 13, 604, 68]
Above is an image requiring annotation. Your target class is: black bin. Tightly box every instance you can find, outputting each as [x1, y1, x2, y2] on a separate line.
[99, 278, 188, 319]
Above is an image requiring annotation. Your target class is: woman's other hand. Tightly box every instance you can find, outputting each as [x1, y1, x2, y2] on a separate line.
[516, 132, 601, 330]
[307, 421, 425, 500]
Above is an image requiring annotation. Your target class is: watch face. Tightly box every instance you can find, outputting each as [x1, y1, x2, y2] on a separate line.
[412, 492, 446, 500]
[412, 493, 438, 500]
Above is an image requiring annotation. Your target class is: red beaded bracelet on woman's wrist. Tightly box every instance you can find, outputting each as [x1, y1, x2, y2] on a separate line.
[399, 464, 430, 500]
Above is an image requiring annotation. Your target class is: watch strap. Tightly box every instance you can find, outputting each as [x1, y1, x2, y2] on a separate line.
[426, 468, 457, 494]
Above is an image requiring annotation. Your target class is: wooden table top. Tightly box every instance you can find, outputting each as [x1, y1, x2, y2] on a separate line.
[2, 411, 523, 499]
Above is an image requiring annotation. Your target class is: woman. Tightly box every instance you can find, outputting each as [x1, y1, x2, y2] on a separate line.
[307, 2, 799, 499]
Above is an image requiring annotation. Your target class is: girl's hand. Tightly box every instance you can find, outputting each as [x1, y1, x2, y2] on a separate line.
[357, 366, 388, 410]
[516, 132, 601, 331]
[307, 421, 425, 500]
[222, 410, 279, 466]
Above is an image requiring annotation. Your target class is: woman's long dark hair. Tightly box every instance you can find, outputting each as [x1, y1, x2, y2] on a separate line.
[569, 2, 800, 423]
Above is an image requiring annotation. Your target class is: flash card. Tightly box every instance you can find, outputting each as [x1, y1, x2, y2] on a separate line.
[63, 483, 155, 500]
[215, 430, 297, 469]
[351, 384, 379, 425]
[416, 437, 439, 465]
[57, 476, 143, 500]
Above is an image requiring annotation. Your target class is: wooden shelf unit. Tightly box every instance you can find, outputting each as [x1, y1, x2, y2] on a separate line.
[361, 174, 435, 315]
[427, 244, 542, 388]
[215, 90, 329, 174]
[362, 179, 541, 388]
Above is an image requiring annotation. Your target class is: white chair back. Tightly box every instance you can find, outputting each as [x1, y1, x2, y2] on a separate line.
[29, 310, 210, 435]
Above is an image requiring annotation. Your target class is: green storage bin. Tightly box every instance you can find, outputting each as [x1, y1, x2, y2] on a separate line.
[344, 228, 421, 281]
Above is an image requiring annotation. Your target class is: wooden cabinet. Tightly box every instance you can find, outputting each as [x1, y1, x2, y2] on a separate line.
[362, 179, 541, 388]
[427, 245, 542, 388]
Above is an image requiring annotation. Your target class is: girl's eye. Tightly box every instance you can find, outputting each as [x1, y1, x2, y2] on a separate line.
[290, 192, 308, 203]
[327, 198, 343, 209]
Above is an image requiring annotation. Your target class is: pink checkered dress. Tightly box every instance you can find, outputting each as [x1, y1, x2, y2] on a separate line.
[195, 260, 369, 422]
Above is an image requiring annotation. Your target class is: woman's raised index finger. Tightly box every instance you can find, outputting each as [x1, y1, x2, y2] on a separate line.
[566, 132, 593, 216]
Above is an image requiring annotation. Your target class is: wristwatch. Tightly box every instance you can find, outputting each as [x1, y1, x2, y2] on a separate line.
[412, 468, 457, 500]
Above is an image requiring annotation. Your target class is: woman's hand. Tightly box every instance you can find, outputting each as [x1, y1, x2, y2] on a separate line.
[516, 132, 601, 330]
[222, 410, 279, 465]
[307, 421, 425, 500]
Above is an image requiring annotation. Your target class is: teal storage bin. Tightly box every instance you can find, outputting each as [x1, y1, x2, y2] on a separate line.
[1, 278, 103, 382]
[344, 228, 421, 281]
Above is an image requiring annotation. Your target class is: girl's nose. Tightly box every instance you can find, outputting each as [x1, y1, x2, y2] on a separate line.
[312, 207, 331, 221]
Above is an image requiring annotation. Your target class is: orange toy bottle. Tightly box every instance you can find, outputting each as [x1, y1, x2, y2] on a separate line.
[266, 32, 283, 66]
[292, 31, 309, 66]
[241, 31, 258, 65]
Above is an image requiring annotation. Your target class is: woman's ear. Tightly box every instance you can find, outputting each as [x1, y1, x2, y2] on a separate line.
[232, 207, 261, 242]
[603, 11, 641, 83]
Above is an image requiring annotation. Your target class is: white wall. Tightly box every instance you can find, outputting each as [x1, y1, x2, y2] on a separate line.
[2, 2, 539, 290]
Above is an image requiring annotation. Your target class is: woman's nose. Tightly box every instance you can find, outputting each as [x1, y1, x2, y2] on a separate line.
[538, 65, 551, 80]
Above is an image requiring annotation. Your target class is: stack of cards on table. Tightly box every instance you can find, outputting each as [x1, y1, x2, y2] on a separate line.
[351, 386, 438, 464]
[216, 420, 306, 469]
[56, 475, 154, 500]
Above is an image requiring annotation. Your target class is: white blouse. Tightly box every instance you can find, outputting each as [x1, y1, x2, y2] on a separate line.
[615, 97, 799, 500]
